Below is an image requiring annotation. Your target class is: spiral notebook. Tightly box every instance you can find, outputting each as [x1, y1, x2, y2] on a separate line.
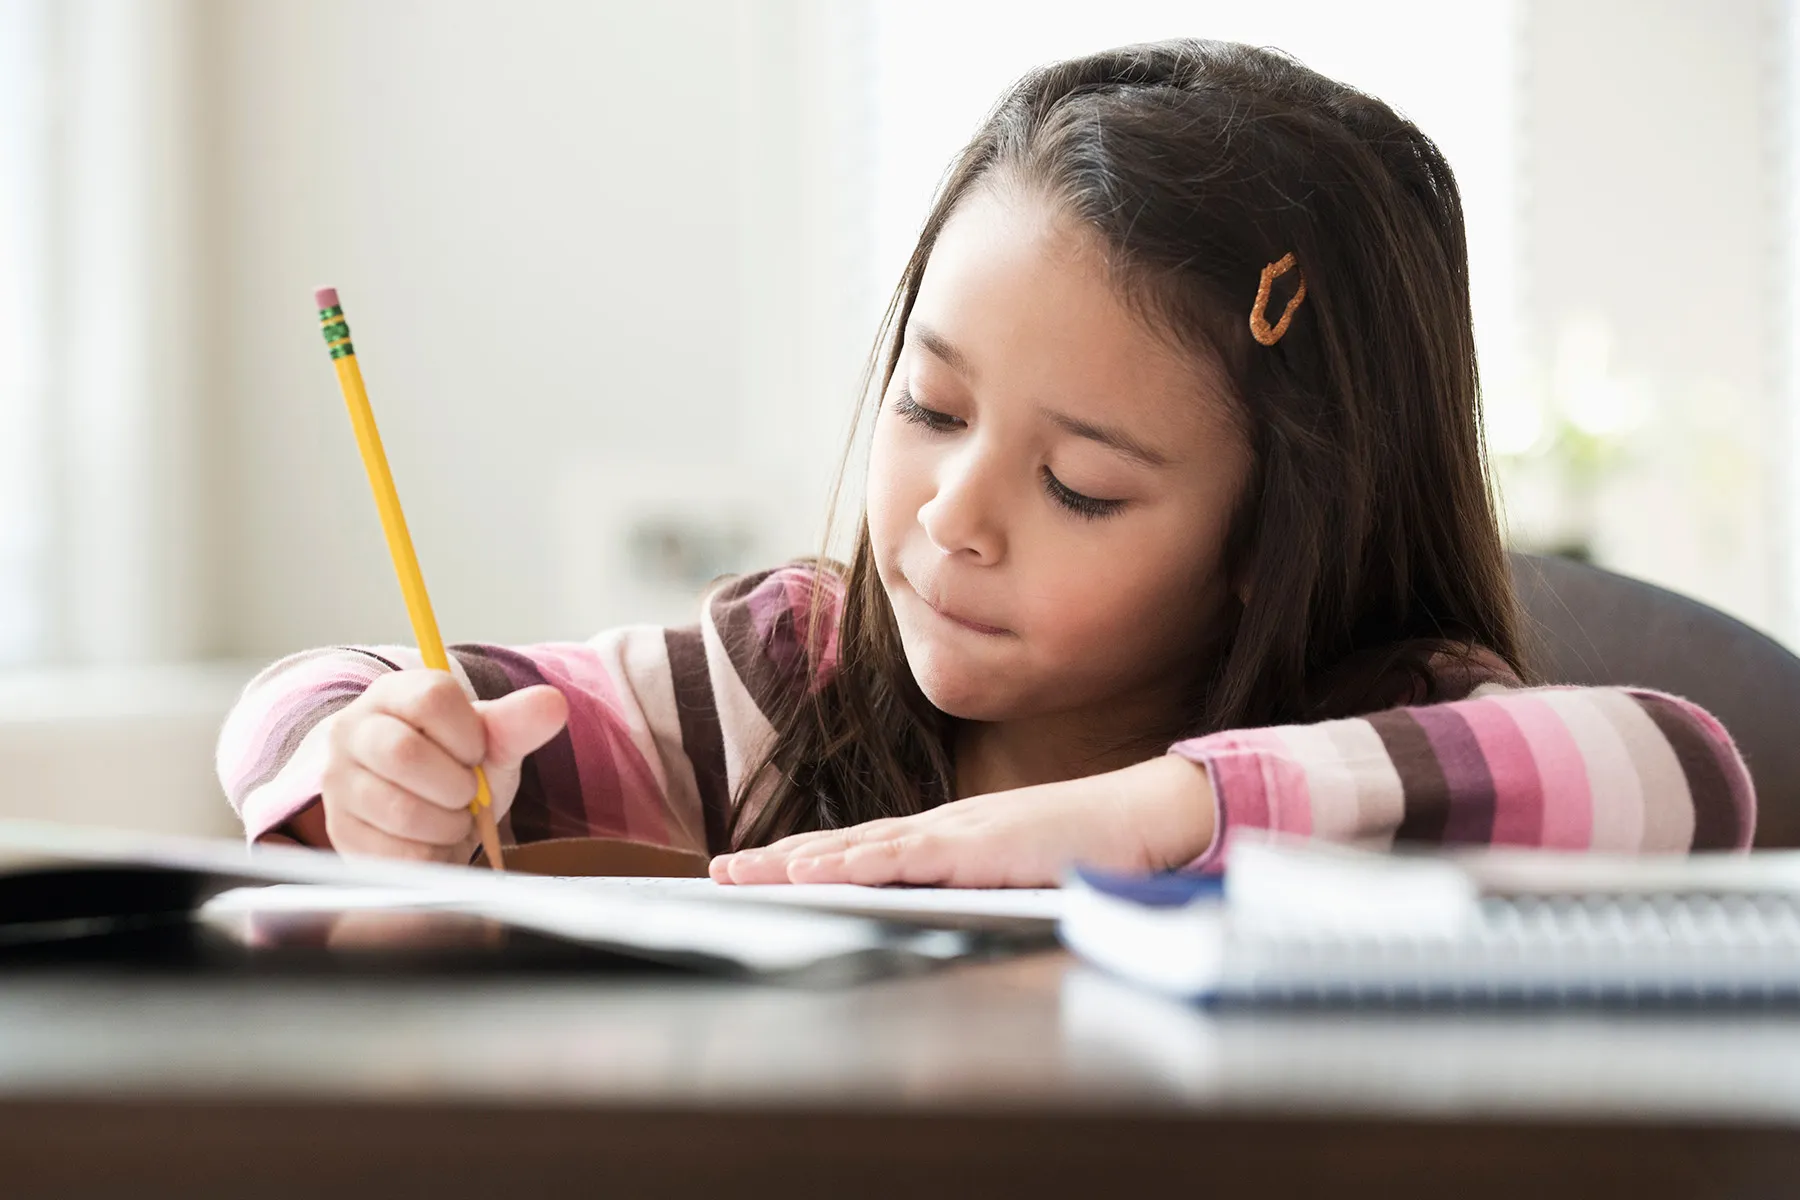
[1059, 839, 1800, 1006]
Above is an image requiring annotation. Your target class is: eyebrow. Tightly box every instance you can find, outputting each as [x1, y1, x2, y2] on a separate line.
[1042, 410, 1171, 469]
[912, 324, 977, 380]
[911, 321, 1172, 469]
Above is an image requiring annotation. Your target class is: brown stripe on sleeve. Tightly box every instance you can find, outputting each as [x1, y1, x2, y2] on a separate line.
[1630, 692, 1746, 851]
[346, 648, 404, 672]
[1367, 707, 1453, 843]
[233, 689, 362, 800]
[233, 648, 408, 800]
[449, 645, 588, 845]
[448, 648, 523, 844]
[1409, 705, 1498, 845]
[450, 645, 518, 703]
[663, 625, 732, 854]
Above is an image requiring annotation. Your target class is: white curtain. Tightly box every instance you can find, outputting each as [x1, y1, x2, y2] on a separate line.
[0, 0, 212, 667]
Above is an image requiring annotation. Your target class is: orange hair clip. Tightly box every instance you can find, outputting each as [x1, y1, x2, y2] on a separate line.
[1248, 252, 1307, 346]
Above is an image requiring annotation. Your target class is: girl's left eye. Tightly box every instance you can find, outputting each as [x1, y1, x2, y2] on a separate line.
[1042, 467, 1126, 520]
[893, 391, 962, 431]
[895, 388, 1124, 519]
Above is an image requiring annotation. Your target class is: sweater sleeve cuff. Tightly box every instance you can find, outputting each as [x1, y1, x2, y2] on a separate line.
[1167, 741, 1228, 874]
[240, 780, 326, 845]
[234, 724, 334, 844]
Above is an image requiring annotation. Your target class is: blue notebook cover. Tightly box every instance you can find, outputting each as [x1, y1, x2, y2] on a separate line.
[1069, 867, 1223, 908]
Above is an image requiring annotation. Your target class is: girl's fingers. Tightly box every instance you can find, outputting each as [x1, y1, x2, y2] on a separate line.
[786, 833, 955, 886]
[326, 806, 460, 863]
[711, 819, 912, 884]
[344, 769, 474, 846]
[473, 686, 569, 769]
[713, 847, 799, 884]
[343, 711, 479, 811]
[764, 822, 895, 858]
[363, 670, 487, 766]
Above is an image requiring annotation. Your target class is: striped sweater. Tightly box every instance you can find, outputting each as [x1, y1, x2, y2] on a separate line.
[217, 565, 1757, 865]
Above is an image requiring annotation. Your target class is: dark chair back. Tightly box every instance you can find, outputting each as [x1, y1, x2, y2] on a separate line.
[1511, 553, 1800, 848]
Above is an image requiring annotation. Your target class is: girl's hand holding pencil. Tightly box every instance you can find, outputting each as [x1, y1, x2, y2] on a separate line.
[319, 671, 567, 863]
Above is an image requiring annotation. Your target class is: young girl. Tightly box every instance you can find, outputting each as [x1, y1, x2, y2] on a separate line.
[218, 40, 1753, 885]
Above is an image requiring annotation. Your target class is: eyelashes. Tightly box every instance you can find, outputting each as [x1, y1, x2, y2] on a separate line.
[892, 391, 962, 433]
[1038, 467, 1126, 519]
[891, 389, 1127, 521]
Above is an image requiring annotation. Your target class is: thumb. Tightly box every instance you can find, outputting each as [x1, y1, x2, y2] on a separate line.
[474, 685, 569, 769]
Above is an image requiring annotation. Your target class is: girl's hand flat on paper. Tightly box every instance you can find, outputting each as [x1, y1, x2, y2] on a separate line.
[709, 754, 1215, 888]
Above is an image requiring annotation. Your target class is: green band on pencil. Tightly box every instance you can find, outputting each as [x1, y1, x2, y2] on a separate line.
[328, 340, 356, 360]
[317, 304, 344, 321]
[320, 320, 350, 341]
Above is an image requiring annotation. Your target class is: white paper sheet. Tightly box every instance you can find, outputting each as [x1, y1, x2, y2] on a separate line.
[1, 820, 1056, 976]
[202, 877, 1061, 934]
[569, 877, 1063, 923]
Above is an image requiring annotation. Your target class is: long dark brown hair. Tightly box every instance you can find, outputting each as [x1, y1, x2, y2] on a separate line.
[731, 38, 1523, 848]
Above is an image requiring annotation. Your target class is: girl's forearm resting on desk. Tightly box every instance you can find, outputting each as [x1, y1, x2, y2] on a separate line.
[1169, 682, 1754, 868]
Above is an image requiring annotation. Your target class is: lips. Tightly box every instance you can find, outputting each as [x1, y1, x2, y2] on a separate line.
[915, 584, 1010, 636]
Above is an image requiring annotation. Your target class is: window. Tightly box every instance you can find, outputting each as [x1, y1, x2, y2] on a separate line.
[0, 0, 51, 663]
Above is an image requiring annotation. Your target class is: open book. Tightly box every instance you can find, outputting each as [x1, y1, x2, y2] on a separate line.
[0, 820, 1059, 980]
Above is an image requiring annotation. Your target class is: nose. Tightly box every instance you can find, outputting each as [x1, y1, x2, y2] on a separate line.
[917, 441, 1006, 564]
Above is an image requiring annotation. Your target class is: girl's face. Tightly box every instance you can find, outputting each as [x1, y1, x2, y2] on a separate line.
[867, 184, 1255, 729]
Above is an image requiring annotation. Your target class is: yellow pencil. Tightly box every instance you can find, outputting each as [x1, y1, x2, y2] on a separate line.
[314, 286, 505, 871]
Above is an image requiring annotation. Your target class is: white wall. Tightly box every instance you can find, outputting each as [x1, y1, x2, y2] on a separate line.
[5, 0, 875, 834]
[206, 0, 867, 656]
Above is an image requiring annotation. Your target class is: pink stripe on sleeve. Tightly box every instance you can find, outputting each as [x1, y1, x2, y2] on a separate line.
[1536, 688, 1646, 851]
[1271, 721, 1359, 839]
[1171, 734, 1261, 856]
[774, 566, 843, 686]
[1173, 726, 1313, 844]
[530, 644, 670, 845]
[1452, 699, 1545, 846]
[1494, 692, 1594, 849]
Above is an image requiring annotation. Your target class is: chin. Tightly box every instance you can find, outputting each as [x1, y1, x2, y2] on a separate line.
[904, 653, 1021, 722]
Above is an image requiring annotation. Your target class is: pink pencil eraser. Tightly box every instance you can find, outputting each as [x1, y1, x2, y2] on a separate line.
[313, 286, 340, 310]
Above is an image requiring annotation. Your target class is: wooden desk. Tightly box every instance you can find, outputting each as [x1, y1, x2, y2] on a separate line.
[5, 949, 1800, 1198]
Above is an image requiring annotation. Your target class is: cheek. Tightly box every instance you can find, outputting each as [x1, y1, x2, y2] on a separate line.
[865, 415, 927, 561]
[864, 421, 901, 565]
[1020, 515, 1234, 676]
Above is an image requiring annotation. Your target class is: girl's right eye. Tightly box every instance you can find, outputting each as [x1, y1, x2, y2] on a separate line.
[893, 390, 963, 432]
